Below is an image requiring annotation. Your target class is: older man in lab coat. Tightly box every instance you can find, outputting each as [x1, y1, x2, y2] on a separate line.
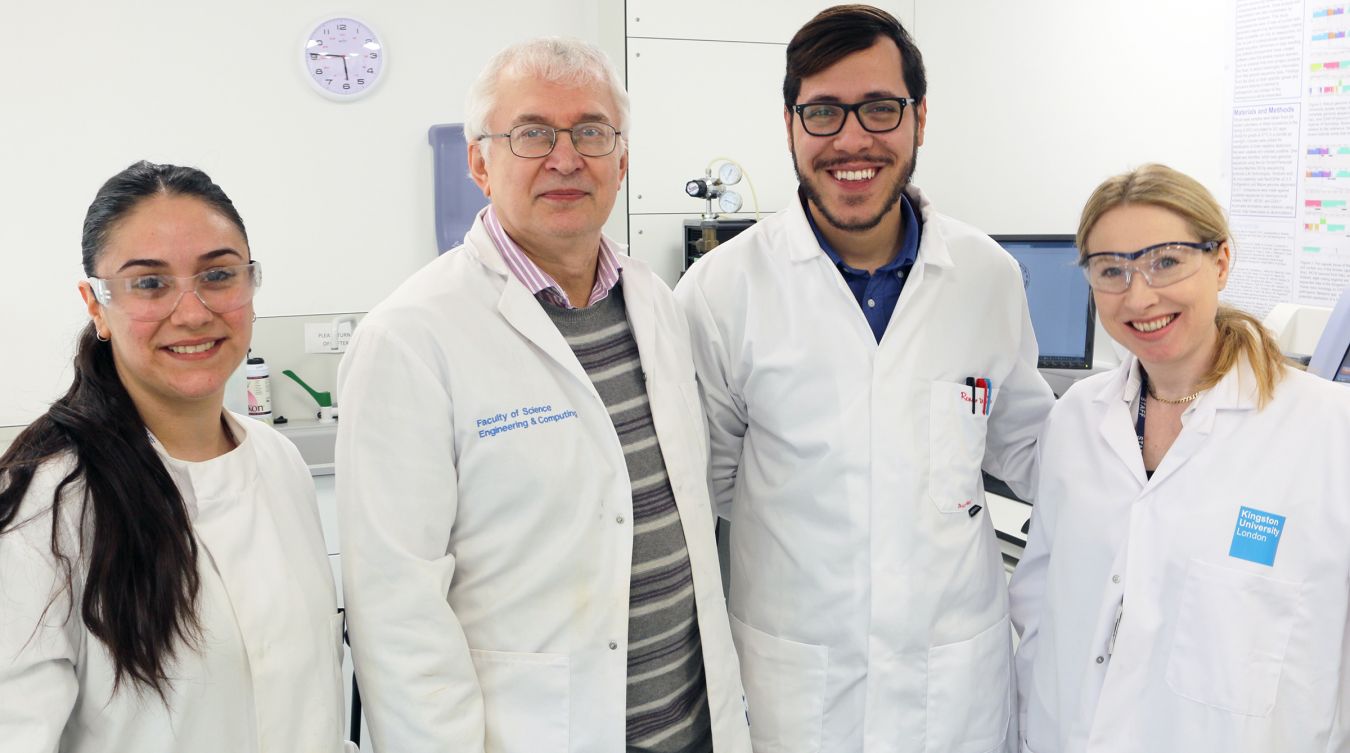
[336, 38, 750, 753]
[675, 6, 1055, 753]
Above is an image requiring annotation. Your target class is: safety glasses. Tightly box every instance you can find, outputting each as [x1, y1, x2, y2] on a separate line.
[88, 261, 262, 322]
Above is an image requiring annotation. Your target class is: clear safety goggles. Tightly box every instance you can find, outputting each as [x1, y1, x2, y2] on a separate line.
[88, 261, 262, 322]
[1080, 241, 1219, 294]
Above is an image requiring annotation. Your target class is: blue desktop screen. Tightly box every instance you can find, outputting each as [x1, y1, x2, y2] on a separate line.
[994, 236, 1095, 369]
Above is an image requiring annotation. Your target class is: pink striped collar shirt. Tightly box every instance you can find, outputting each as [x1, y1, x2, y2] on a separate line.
[482, 205, 622, 309]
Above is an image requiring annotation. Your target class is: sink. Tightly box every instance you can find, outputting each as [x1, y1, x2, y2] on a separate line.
[275, 420, 337, 476]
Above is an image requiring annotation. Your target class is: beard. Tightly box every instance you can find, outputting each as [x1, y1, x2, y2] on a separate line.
[791, 128, 918, 233]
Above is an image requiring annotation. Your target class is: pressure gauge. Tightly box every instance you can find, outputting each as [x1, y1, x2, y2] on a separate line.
[718, 162, 743, 185]
[719, 191, 743, 214]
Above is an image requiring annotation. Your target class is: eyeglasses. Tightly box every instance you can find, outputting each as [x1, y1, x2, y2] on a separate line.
[1080, 241, 1220, 293]
[88, 261, 262, 322]
[792, 97, 918, 137]
[478, 122, 622, 159]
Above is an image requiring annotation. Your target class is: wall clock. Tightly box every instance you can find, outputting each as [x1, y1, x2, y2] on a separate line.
[302, 16, 385, 101]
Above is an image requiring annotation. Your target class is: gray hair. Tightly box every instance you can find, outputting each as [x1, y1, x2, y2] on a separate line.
[464, 37, 630, 159]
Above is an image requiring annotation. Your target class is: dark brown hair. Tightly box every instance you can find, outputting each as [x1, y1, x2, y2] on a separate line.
[0, 161, 247, 697]
[783, 4, 927, 109]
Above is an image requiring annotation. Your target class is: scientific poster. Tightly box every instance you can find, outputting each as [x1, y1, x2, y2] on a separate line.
[1227, 0, 1350, 318]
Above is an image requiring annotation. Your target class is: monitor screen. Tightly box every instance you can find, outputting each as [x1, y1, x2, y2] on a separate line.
[993, 235, 1095, 370]
[1309, 284, 1350, 384]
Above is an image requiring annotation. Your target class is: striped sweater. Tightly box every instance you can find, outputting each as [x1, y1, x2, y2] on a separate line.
[542, 284, 713, 753]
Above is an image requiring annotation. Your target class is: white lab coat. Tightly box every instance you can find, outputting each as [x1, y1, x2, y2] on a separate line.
[674, 186, 1056, 753]
[335, 215, 752, 753]
[1010, 356, 1350, 753]
[0, 413, 349, 753]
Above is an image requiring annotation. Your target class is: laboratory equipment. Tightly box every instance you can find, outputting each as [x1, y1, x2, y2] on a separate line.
[682, 159, 759, 271]
[246, 354, 273, 423]
[1308, 285, 1350, 384]
[429, 123, 490, 253]
[993, 235, 1095, 370]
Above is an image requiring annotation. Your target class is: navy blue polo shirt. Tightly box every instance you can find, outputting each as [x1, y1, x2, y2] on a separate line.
[804, 192, 922, 342]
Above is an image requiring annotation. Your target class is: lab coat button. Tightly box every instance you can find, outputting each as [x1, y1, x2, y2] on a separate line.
[1095, 656, 1104, 664]
[1111, 574, 1120, 584]
[616, 514, 625, 524]
[609, 641, 618, 650]
[867, 298, 876, 308]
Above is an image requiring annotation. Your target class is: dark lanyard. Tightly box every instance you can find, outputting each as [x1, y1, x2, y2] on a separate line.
[1134, 369, 1148, 451]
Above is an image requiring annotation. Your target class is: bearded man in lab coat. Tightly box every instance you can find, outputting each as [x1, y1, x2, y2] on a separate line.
[335, 38, 751, 753]
[675, 6, 1056, 752]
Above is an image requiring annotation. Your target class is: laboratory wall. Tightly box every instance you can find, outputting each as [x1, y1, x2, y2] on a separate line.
[0, 0, 623, 430]
[624, 0, 1230, 285]
[3, 0, 1232, 432]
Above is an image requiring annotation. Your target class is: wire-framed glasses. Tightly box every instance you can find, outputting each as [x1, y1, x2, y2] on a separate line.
[88, 261, 262, 321]
[791, 97, 918, 136]
[479, 122, 622, 158]
[1080, 241, 1220, 293]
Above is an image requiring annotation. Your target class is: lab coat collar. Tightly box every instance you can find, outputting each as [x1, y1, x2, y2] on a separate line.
[464, 208, 617, 406]
[149, 411, 259, 518]
[1094, 353, 1260, 486]
[785, 183, 953, 269]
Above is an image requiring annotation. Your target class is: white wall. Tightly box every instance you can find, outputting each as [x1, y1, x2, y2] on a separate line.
[0, 0, 622, 428]
[624, 0, 1229, 284]
[1, 0, 1232, 429]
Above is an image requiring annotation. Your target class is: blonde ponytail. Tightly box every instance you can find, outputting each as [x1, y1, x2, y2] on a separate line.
[1197, 305, 1287, 407]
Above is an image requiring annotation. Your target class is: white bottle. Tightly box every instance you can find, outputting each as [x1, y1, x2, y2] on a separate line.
[246, 354, 273, 424]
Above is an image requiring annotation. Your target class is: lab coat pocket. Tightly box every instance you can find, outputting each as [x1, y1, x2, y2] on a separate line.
[729, 614, 827, 753]
[469, 649, 569, 753]
[1165, 559, 1302, 716]
[928, 380, 995, 514]
[925, 615, 1012, 753]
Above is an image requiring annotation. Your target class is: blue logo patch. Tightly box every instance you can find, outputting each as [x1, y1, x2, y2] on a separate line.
[1228, 506, 1286, 566]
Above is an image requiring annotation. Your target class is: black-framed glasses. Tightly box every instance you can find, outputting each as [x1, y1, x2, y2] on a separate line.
[792, 97, 918, 136]
[88, 261, 262, 322]
[1080, 241, 1220, 293]
[478, 122, 622, 158]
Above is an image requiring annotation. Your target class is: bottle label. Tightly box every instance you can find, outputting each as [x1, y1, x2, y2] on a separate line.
[247, 376, 272, 421]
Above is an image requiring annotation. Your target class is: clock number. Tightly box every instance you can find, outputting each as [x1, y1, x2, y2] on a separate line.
[315, 68, 323, 75]
[369, 52, 379, 59]
[367, 67, 375, 73]
[342, 83, 351, 90]
[338, 23, 347, 30]
[357, 78, 366, 85]
[326, 79, 334, 85]
[309, 53, 318, 60]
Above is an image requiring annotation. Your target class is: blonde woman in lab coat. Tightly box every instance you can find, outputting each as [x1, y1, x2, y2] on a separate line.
[1009, 163, 1350, 752]
[0, 161, 351, 753]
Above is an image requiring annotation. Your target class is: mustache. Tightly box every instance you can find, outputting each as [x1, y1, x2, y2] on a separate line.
[812, 155, 894, 171]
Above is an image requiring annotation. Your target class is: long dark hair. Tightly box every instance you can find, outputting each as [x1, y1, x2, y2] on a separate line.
[0, 161, 248, 697]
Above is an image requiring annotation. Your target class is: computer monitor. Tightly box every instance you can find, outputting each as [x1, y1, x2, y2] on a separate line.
[1309, 285, 1350, 384]
[992, 235, 1096, 370]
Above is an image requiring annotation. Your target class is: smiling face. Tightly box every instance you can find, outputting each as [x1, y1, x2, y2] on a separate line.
[81, 193, 253, 418]
[786, 37, 926, 233]
[468, 73, 628, 256]
[1085, 203, 1231, 377]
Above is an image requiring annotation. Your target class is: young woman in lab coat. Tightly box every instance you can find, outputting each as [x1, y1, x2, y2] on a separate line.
[1009, 163, 1350, 752]
[0, 162, 351, 753]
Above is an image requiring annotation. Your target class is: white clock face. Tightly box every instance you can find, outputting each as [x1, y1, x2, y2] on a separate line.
[304, 17, 384, 100]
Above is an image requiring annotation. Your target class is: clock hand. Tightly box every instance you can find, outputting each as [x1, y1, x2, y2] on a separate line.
[342, 57, 349, 80]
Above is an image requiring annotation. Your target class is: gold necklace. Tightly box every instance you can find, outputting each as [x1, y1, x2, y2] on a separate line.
[1146, 386, 1203, 405]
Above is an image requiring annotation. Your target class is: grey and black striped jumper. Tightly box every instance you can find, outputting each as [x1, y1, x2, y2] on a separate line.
[542, 283, 713, 753]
